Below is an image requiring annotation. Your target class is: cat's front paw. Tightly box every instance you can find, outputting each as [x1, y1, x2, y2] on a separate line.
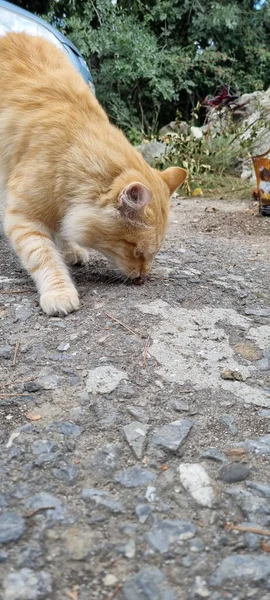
[64, 245, 90, 266]
[40, 288, 80, 316]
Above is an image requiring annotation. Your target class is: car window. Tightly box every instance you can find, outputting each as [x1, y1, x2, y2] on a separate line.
[0, 6, 62, 48]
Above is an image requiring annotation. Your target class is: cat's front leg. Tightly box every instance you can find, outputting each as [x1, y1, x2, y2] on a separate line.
[56, 237, 90, 266]
[4, 206, 80, 316]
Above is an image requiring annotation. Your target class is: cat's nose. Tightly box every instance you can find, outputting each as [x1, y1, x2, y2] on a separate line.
[133, 275, 147, 286]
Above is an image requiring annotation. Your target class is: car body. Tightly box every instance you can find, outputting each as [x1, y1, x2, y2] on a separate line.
[0, 0, 95, 94]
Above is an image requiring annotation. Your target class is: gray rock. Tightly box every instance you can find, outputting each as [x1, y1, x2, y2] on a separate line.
[179, 463, 214, 508]
[82, 489, 125, 514]
[32, 440, 58, 455]
[0, 494, 7, 508]
[258, 409, 270, 417]
[123, 420, 150, 459]
[152, 419, 193, 451]
[147, 520, 196, 553]
[192, 576, 210, 598]
[189, 537, 205, 553]
[23, 381, 41, 393]
[48, 421, 82, 437]
[245, 307, 270, 317]
[86, 365, 126, 394]
[200, 448, 227, 463]
[123, 567, 176, 600]
[89, 444, 120, 478]
[219, 463, 250, 483]
[24, 492, 66, 522]
[0, 550, 8, 562]
[57, 342, 70, 352]
[3, 568, 52, 600]
[210, 554, 270, 587]
[15, 306, 32, 321]
[246, 481, 270, 497]
[0, 346, 12, 360]
[136, 140, 167, 166]
[116, 467, 156, 488]
[0, 512, 26, 544]
[51, 465, 79, 485]
[227, 488, 270, 526]
[170, 399, 190, 412]
[36, 372, 60, 390]
[17, 543, 43, 568]
[219, 414, 238, 436]
[232, 435, 270, 456]
[135, 503, 152, 524]
[256, 358, 269, 371]
[34, 452, 60, 466]
[127, 406, 149, 423]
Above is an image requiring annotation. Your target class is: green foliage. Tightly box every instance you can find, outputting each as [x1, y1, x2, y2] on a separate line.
[17, 0, 270, 135]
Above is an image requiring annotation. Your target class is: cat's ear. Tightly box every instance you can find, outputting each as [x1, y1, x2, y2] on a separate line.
[160, 167, 187, 195]
[118, 182, 152, 215]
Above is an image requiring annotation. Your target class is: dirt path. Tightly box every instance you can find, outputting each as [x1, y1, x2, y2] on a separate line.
[1, 196, 270, 600]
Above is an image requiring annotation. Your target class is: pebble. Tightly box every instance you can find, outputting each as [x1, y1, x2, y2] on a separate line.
[0, 512, 26, 544]
[81, 488, 125, 513]
[232, 435, 270, 456]
[15, 306, 32, 321]
[200, 448, 227, 463]
[170, 399, 190, 412]
[23, 381, 42, 393]
[219, 414, 238, 436]
[179, 463, 214, 508]
[258, 409, 270, 417]
[127, 406, 149, 423]
[192, 576, 210, 598]
[24, 492, 66, 522]
[189, 537, 205, 553]
[51, 465, 79, 485]
[17, 543, 43, 568]
[86, 365, 126, 394]
[89, 443, 120, 478]
[34, 452, 60, 466]
[32, 440, 58, 455]
[256, 358, 269, 371]
[0, 345, 12, 360]
[246, 481, 270, 497]
[147, 519, 196, 553]
[234, 341, 262, 361]
[0, 550, 8, 563]
[57, 342, 70, 352]
[123, 567, 176, 600]
[48, 421, 82, 437]
[219, 463, 251, 483]
[123, 420, 150, 459]
[3, 568, 52, 600]
[135, 503, 152, 524]
[103, 574, 118, 587]
[210, 554, 270, 586]
[116, 467, 156, 488]
[124, 538, 136, 558]
[227, 488, 270, 526]
[245, 307, 270, 317]
[152, 419, 193, 451]
[36, 372, 60, 390]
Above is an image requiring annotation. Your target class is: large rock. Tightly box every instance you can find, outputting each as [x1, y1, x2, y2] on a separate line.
[136, 140, 166, 166]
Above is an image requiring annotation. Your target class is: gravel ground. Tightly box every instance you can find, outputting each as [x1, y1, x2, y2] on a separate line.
[0, 196, 270, 600]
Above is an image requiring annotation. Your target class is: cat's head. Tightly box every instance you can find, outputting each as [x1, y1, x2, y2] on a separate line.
[64, 166, 187, 279]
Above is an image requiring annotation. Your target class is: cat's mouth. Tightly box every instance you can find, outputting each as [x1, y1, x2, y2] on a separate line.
[132, 276, 147, 286]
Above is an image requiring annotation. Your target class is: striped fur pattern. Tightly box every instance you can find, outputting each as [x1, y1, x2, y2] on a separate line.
[0, 32, 187, 315]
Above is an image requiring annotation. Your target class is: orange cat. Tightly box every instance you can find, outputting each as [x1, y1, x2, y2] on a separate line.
[0, 32, 187, 315]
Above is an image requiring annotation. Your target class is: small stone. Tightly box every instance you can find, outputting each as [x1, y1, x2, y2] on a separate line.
[145, 486, 156, 502]
[200, 448, 227, 463]
[24, 492, 65, 522]
[147, 520, 196, 553]
[17, 543, 42, 568]
[15, 306, 32, 321]
[256, 358, 269, 371]
[123, 567, 176, 600]
[81, 489, 125, 513]
[210, 554, 270, 587]
[241, 522, 262, 550]
[192, 576, 210, 598]
[89, 444, 120, 478]
[36, 372, 60, 390]
[51, 465, 79, 485]
[124, 539, 136, 558]
[63, 527, 96, 560]
[127, 406, 149, 423]
[103, 574, 118, 587]
[219, 415, 238, 436]
[123, 421, 150, 459]
[234, 342, 262, 361]
[116, 467, 156, 488]
[246, 481, 270, 497]
[0, 512, 26, 544]
[0, 550, 8, 563]
[23, 381, 41, 393]
[220, 369, 243, 381]
[232, 435, 270, 456]
[170, 399, 190, 412]
[219, 463, 251, 483]
[258, 409, 270, 417]
[48, 421, 82, 437]
[34, 452, 60, 466]
[227, 488, 270, 527]
[189, 537, 205, 553]
[0, 346, 12, 360]
[57, 342, 70, 352]
[3, 568, 52, 600]
[152, 419, 193, 451]
[179, 463, 214, 508]
[32, 440, 58, 455]
[86, 365, 126, 394]
[245, 307, 270, 317]
[135, 503, 152, 524]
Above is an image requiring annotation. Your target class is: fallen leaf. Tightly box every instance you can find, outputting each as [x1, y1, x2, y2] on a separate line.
[192, 187, 203, 197]
[226, 448, 247, 457]
[161, 464, 168, 471]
